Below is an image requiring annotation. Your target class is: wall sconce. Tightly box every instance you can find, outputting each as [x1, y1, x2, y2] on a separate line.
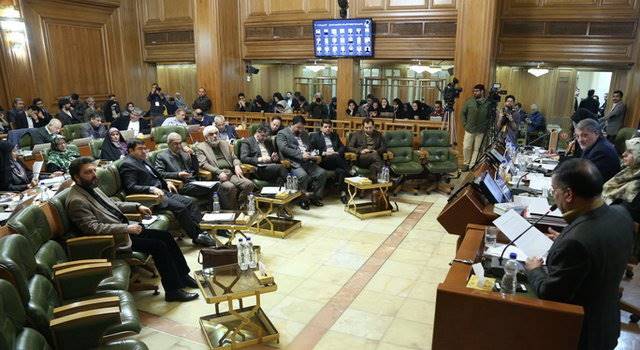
[0, 6, 27, 52]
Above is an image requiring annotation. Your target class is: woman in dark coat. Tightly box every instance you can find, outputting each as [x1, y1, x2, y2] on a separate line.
[100, 127, 128, 161]
[0, 140, 36, 191]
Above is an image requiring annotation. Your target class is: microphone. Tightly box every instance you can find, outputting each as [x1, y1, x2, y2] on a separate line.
[498, 204, 558, 264]
[525, 131, 551, 147]
[515, 171, 530, 189]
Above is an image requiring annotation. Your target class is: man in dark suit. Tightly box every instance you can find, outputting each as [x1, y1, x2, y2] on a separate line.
[55, 97, 82, 126]
[265, 116, 283, 136]
[525, 158, 633, 350]
[276, 115, 327, 210]
[240, 126, 288, 185]
[346, 117, 386, 180]
[154, 132, 216, 199]
[310, 119, 350, 203]
[79, 114, 107, 139]
[8, 98, 33, 130]
[578, 89, 599, 115]
[119, 140, 215, 247]
[67, 157, 199, 302]
[575, 118, 620, 182]
[111, 107, 151, 136]
[601, 90, 627, 142]
[30, 118, 62, 145]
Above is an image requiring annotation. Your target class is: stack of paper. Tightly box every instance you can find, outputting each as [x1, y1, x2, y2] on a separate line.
[190, 181, 219, 189]
[492, 209, 554, 258]
[513, 195, 562, 217]
[346, 176, 372, 184]
[202, 213, 236, 222]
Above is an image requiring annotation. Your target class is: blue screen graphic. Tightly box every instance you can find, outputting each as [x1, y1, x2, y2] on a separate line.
[313, 18, 374, 58]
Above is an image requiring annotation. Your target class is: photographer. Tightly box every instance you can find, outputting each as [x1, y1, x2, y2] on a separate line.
[147, 83, 166, 116]
[461, 84, 491, 171]
[497, 95, 521, 144]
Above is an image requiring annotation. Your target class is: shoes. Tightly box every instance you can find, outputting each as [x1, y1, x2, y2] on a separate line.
[299, 200, 310, 210]
[340, 192, 348, 204]
[165, 289, 199, 302]
[309, 198, 324, 207]
[193, 233, 216, 247]
[217, 229, 231, 238]
[461, 165, 469, 172]
[276, 208, 293, 220]
[181, 275, 198, 289]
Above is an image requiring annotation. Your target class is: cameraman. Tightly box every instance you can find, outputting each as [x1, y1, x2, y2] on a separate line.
[147, 83, 166, 116]
[497, 95, 520, 144]
[461, 84, 491, 171]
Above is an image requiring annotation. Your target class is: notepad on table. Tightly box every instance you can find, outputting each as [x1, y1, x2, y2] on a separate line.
[202, 213, 236, 222]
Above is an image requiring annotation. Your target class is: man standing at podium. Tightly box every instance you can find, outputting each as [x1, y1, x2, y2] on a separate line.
[525, 158, 633, 350]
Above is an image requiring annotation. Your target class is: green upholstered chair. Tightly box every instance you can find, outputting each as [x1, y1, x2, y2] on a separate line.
[19, 132, 33, 149]
[90, 138, 104, 159]
[614, 127, 637, 155]
[0, 279, 50, 350]
[248, 123, 262, 135]
[420, 130, 459, 194]
[150, 126, 188, 149]
[62, 123, 89, 141]
[384, 130, 424, 176]
[0, 234, 142, 343]
[7, 202, 131, 292]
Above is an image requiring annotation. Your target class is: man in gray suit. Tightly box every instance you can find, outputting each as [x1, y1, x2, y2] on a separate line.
[240, 126, 288, 186]
[601, 90, 626, 142]
[79, 114, 107, 139]
[66, 157, 199, 302]
[346, 117, 386, 180]
[525, 158, 634, 350]
[195, 125, 254, 210]
[30, 118, 62, 145]
[276, 115, 327, 210]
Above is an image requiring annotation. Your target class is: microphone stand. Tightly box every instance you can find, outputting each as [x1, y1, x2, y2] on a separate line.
[498, 204, 557, 265]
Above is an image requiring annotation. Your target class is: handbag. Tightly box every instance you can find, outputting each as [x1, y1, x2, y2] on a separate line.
[198, 246, 237, 269]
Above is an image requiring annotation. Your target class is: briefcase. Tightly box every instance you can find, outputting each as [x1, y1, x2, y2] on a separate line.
[197, 245, 261, 269]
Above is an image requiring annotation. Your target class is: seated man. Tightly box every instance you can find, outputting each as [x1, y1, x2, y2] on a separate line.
[214, 115, 238, 142]
[346, 117, 386, 180]
[265, 116, 283, 136]
[31, 118, 62, 145]
[189, 108, 213, 127]
[161, 108, 188, 127]
[119, 140, 215, 247]
[310, 119, 349, 204]
[80, 114, 107, 139]
[525, 158, 633, 350]
[276, 115, 327, 210]
[240, 126, 288, 186]
[112, 107, 151, 136]
[195, 126, 255, 210]
[575, 118, 620, 182]
[55, 97, 82, 125]
[155, 132, 216, 199]
[66, 157, 199, 302]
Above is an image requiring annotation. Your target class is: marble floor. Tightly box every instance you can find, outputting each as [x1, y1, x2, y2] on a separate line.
[129, 191, 640, 350]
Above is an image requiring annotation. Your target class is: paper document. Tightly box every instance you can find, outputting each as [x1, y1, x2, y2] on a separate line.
[190, 181, 219, 189]
[485, 243, 528, 262]
[0, 212, 11, 222]
[527, 174, 551, 191]
[513, 195, 562, 217]
[492, 209, 553, 258]
[31, 161, 43, 179]
[202, 213, 236, 222]
[39, 176, 66, 186]
[260, 186, 282, 195]
[141, 215, 158, 226]
[346, 176, 371, 183]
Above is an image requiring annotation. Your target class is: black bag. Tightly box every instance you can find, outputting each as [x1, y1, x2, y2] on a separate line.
[197, 246, 237, 268]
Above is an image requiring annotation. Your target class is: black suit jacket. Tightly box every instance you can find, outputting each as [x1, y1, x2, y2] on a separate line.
[9, 109, 29, 129]
[55, 110, 81, 126]
[240, 136, 276, 166]
[111, 115, 151, 135]
[581, 137, 620, 182]
[527, 204, 633, 350]
[578, 97, 599, 115]
[30, 127, 55, 145]
[310, 131, 345, 156]
[119, 155, 167, 194]
[154, 149, 198, 180]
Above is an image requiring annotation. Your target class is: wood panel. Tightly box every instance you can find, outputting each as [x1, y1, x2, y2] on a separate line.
[241, 0, 336, 24]
[337, 58, 361, 120]
[501, 0, 639, 19]
[352, 0, 457, 19]
[156, 64, 197, 105]
[142, 0, 193, 31]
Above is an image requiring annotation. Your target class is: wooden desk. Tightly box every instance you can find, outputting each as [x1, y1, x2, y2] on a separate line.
[432, 224, 583, 350]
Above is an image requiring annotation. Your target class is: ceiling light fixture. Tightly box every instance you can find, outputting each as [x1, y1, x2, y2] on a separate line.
[409, 61, 429, 74]
[306, 60, 326, 73]
[527, 63, 549, 77]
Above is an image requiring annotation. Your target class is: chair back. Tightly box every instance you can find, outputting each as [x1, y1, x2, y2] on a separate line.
[384, 130, 413, 164]
[421, 130, 450, 148]
[90, 138, 104, 159]
[614, 127, 637, 154]
[62, 123, 88, 141]
[151, 125, 188, 147]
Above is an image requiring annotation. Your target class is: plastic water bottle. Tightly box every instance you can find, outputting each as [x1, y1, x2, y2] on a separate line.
[286, 174, 292, 191]
[384, 166, 390, 182]
[501, 252, 518, 294]
[237, 238, 248, 270]
[247, 193, 255, 215]
[292, 176, 298, 191]
[246, 237, 257, 269]
[212, 192, 220, 213]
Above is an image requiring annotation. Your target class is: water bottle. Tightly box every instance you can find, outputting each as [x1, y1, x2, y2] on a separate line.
[237, 238, 248, 270]
[246, 237, 257, 269]
[286, 174, 292, 191]
[501, 252, 518, 294]
[247, 193, 255, 215]
[384, 166, 390, 182]
[212, 192, 220, 213]
[292, 176, 298, 191]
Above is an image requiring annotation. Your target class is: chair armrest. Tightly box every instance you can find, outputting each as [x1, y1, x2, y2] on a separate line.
[50, 307, 122, 349]
[124, 194, 162, 206]
[53, 259, 109, 272]
[124, 213, 142, 221]
[383, 151, 394, 161]
[198, 169, 213, 180]
[165, 178, 184, 190]
[54, 262, 113, 301]
[240, 164, 256, 174]
[344, 152, 357, 161]
[53, 296, 120, 318]
[66, 236, 115, 260]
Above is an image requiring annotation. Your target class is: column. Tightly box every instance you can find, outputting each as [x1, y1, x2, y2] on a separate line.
[336, 58, 360, 119]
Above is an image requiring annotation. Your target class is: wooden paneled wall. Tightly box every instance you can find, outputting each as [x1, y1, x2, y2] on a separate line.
[141, 0, 194, 63]
[0, 0, 154, 111]
[240, 0, 458, 60]
[156, 64, 197, 105]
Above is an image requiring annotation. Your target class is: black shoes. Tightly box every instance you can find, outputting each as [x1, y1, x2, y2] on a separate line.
[276, 208, 293, 220]
[193, 233, 216, 247]
[299, 200, 310, 210]
[181, 275, 198, 289]
[217, 229, 231, 238]
[340, 192, 348, 204]
[309, 198, 324, 207]
[165, 289, 199, 302]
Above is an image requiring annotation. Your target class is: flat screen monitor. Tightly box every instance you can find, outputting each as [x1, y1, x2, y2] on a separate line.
[478, 171, 505, 204]
[313, 18, 374, 58]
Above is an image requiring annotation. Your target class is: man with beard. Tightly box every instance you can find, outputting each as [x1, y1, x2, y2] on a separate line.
[346, 117, 386, 180]
[66, 156, 199, 302]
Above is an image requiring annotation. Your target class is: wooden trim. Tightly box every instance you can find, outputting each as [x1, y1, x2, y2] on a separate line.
[54, 262, 112, 278]
[49, 306, 121, 328]
[53, 259, 109, 271]
[53, 296, 120, 318]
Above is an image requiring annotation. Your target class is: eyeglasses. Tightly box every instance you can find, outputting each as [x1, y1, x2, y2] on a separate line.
[549, 186, 566, 196]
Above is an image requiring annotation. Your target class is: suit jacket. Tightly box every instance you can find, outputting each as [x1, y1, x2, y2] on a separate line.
[240, 136, 276, 166]
[275, 127, 313, 168]
[310, 131, 345, 156]
[603, 102, 626, 136]
[111, 115, 151, 135]
[55, 110, 81, 126]
[30, 126, 56, 145]
[527, 204, 633, 350]
[154, 149, 198, 180]
[119, 155, 168, 194]
[194, 140, 240, 175]
[79, 123, 108, 139]
[9, 109, 30, 129]
[66, 184, 140, 250]
[581, 137, 620, 182]
[346, 130, 386, 155]
[578, 97, 599, 115]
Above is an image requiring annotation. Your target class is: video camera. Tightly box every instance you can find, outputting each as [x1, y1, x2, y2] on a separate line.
[488, 83, 507, 103]
[443, 78, 462, 108]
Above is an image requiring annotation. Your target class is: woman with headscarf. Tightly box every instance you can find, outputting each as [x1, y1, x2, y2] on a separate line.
[46, 135, 79, 174]
[0, 140, 37, 191]
[100, 127, 128, 161]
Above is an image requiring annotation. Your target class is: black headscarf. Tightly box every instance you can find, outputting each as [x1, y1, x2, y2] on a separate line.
[100, 128, 127, 161]
[0, 140, 30, 191]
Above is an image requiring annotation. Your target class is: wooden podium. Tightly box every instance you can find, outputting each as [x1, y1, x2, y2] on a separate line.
[432, 224, 584, 350]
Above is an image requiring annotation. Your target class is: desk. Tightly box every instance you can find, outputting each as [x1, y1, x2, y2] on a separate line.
[344, 178, 392, 219]
[199, 211, 258, 246]
[432, 224, 583, 350]
[253, 191, 302, 238]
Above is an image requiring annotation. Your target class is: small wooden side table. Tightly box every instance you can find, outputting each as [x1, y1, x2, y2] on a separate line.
[344, 178, 392, 219]
[252, 191, 302, 238]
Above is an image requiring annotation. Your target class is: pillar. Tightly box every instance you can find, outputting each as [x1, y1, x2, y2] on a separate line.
[336, 58, 360, 119]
